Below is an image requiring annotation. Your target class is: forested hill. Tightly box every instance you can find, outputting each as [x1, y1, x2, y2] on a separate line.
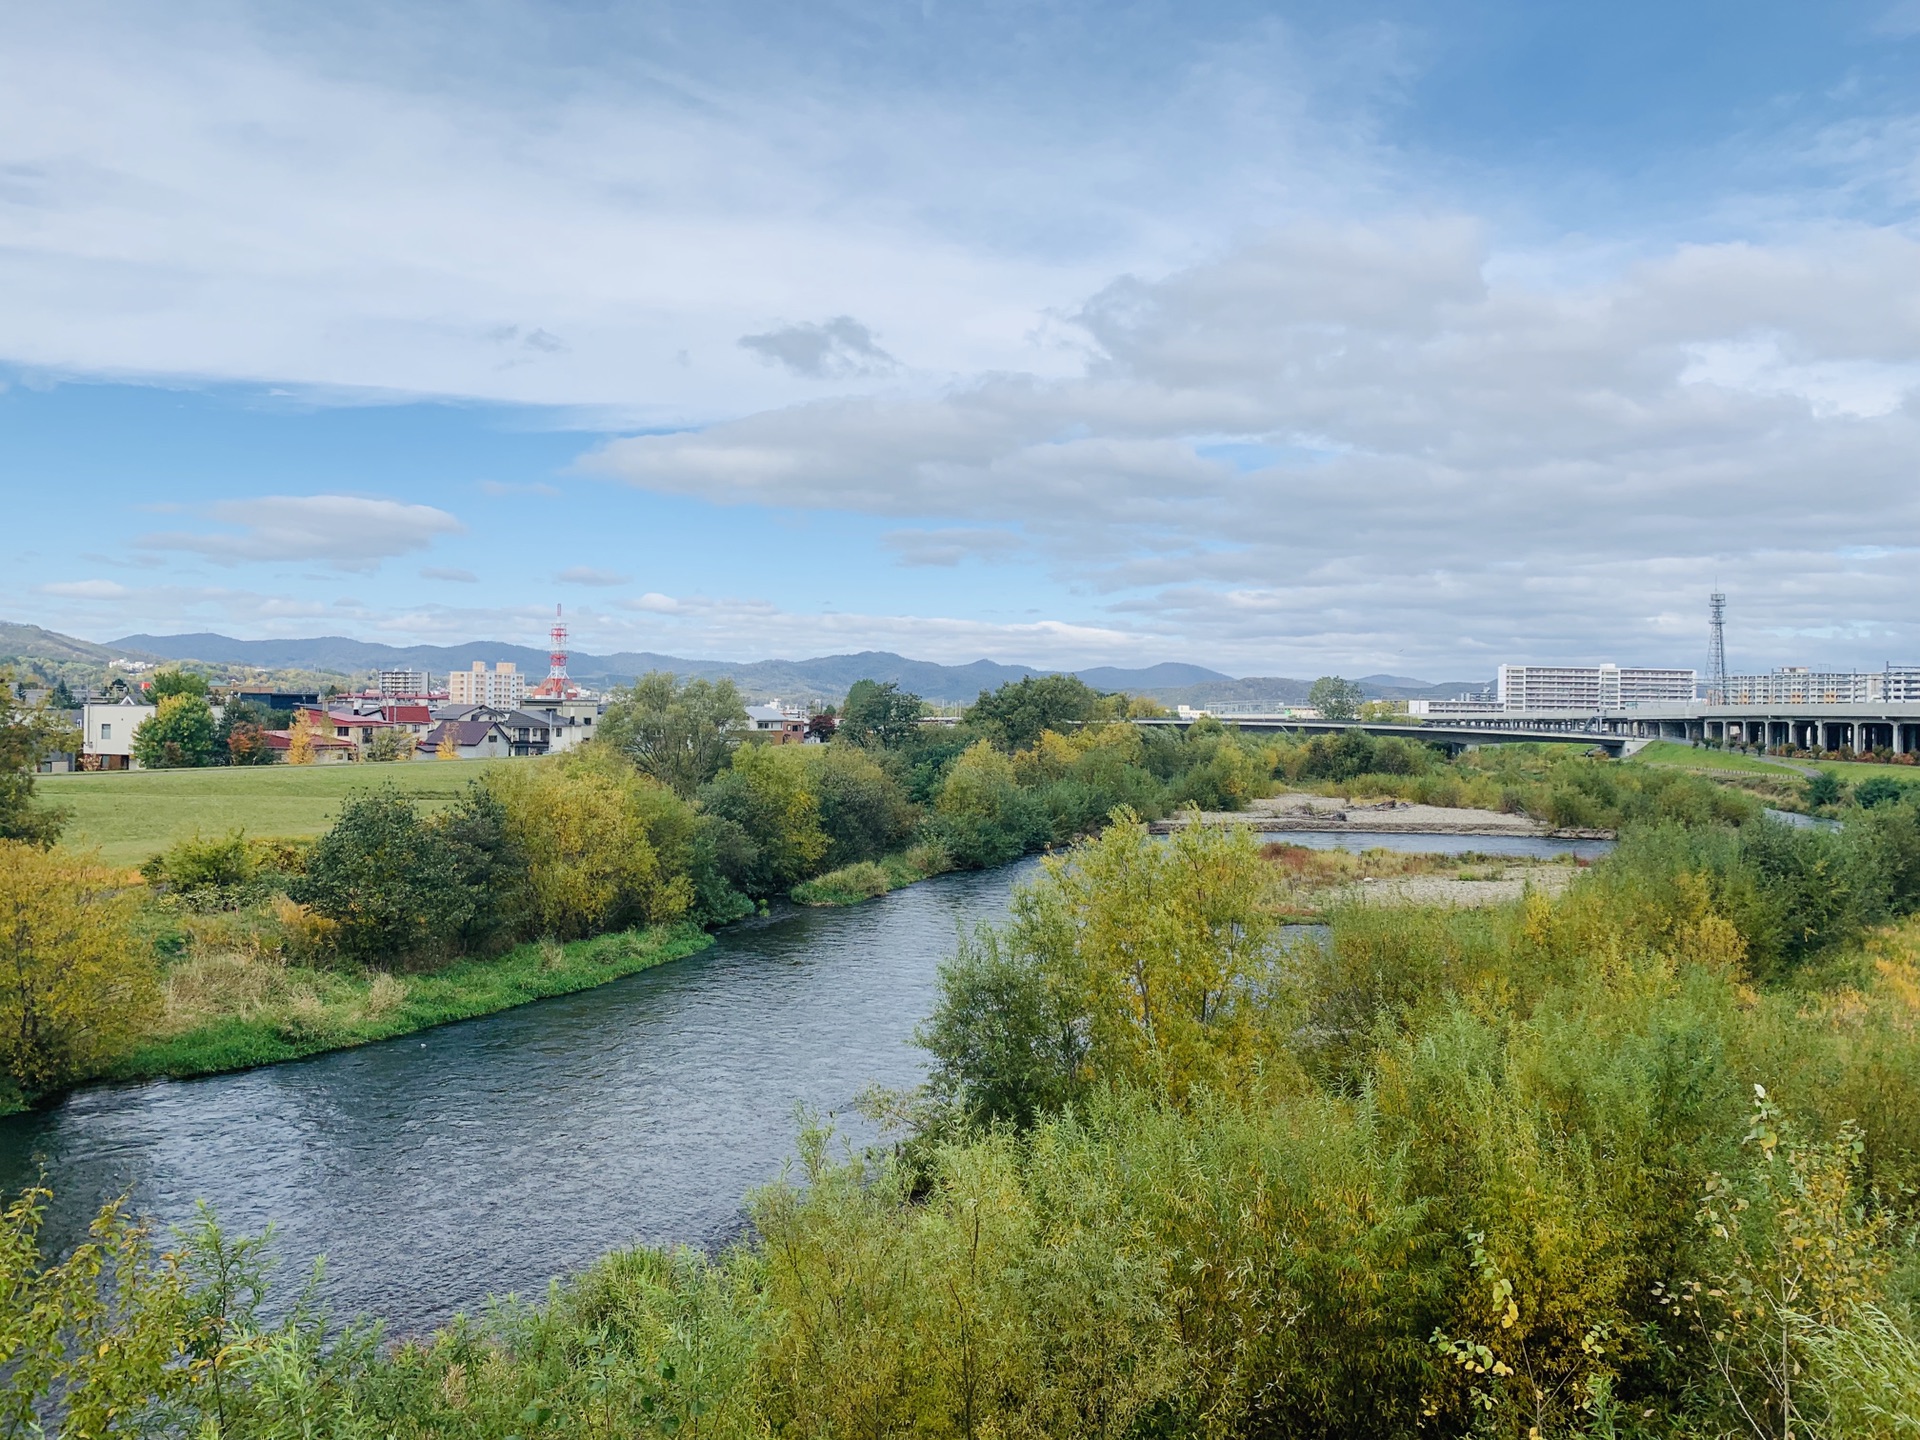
[9, 621, 1483, 705]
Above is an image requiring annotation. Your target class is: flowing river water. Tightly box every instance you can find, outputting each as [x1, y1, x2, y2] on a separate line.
[0, 832, 1610, 1333]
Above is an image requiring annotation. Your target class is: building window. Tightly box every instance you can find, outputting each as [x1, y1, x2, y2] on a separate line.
[100, 723, 111, 740]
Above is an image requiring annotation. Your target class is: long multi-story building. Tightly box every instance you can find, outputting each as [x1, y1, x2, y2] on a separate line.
[1496, 663, 1696, 712]
[447, 661, 526, 708]
[1719, 665, 1920, 704]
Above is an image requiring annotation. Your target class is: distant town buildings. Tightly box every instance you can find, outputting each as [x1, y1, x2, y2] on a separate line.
[448, 661, 527, 708]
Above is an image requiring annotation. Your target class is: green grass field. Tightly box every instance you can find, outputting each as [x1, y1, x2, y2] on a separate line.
[1633, 740, 1920, 792]
[37, 762, 513, 865]
[1631, 741, 1802, 774]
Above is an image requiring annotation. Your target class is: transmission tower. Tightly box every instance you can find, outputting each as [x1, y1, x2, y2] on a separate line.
[1707, 591, 1728, 704]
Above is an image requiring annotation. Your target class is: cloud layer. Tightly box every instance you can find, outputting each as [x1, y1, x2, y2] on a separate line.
[590, 219, 1920, 667]
[139, 496, 464, 572]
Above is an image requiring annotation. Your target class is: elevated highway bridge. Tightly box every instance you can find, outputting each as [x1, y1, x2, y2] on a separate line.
[1134, 716, 1634, 756]
[1140, 702, 1920, 757]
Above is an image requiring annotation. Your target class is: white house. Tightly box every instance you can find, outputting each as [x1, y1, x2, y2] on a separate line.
[80, 698, 155, 770]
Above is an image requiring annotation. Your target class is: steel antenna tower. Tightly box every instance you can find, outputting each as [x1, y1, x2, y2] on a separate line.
[1707, 591, 1728, 704]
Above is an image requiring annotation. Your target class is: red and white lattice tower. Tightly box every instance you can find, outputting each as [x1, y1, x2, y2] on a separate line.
[532, 605, 578, 699]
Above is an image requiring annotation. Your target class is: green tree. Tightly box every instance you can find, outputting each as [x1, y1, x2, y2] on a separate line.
[928, 740, 1049, 869]
[288, 787, 480, 965]
[805, 744, 918, 867]
[0, 843, 156, 1094]
[486, 750, 694, 938]
[147, 669, 210, 701]
[0, 669, 74, 846]
[599, 671, 748, 797]
[839, 679, 925, 749]
[965, 674, 1099, 749]
[699, 744, 830, 894]
[1307, 675, 1365, 721]
[132, 694, 217, 768]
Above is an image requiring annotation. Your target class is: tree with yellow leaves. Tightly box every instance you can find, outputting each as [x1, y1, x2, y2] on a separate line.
[0, 843, 156, 1097]
[435, 727, 460, 760]
[285, 712, 316, 766]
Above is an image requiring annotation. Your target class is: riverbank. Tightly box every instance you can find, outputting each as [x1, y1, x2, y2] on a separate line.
[1261, 839, 1585, 919]
[87, 922, 714, 1093]
[1151, 792, 1615, 839]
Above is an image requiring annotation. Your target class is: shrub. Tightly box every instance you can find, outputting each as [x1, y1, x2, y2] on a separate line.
[804, 744, 917, 867]
[1854, 774, 1910, 810]
[487, 752, 695, 939]
[0, 843, 155, 1094]
[288, 787, 483, 966]
[927, 741, 1048, 869]
[792, 860, 892, 906]
[698, 745, 830, 895]
[1806, 771, 1846, 808]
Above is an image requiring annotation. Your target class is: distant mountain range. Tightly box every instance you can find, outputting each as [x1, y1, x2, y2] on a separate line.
[3, 621, 1486, 707]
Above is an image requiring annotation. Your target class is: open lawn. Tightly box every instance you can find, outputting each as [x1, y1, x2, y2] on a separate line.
[1631, 741, 1800, 774]
[37, 761, 513, 865]
[1632, 739, 1920, 801]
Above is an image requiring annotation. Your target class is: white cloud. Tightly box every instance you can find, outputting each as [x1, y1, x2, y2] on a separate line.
[420, 565, 479, 583]
[38, 579, 130, 599]
[558, 566, 633, 587]
[139, 495, 464, 572]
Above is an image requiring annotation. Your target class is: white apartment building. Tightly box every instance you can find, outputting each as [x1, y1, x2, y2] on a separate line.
[447, 661, 526, 708]
[1496, 663, 1697, 712]
[1723, 667, 1893, 705]
[376, 667, 431, 697]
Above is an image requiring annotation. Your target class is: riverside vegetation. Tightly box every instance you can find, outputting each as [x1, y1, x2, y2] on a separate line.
[1, 666, 1771, 1106]
[6, 791, 1920, 1436]
[8, 670, 1920, 1433]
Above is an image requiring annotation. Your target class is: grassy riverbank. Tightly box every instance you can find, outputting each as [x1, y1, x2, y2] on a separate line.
[38, 762, 503, 865]
[103, 921, 713, 1087]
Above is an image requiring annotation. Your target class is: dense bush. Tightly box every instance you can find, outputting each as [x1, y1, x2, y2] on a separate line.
[288, 787, 492, 966]
[0, 842, 155, 1095]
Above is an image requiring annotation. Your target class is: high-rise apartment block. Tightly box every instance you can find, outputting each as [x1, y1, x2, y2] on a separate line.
[1496, 663, 1697, 712]
[376, 667, 430, 697]
[447, 661, 526, 708]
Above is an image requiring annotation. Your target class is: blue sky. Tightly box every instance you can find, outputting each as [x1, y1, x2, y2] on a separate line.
[5, 1, 1920, 677]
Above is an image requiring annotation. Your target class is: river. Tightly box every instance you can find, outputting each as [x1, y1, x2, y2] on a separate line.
[0, 831, 1607, 1333]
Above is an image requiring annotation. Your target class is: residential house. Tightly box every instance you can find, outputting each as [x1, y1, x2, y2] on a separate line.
[79, 697, 155, 770]
[420, 718, 513, 760]
[523, 695, 604, 753]
[261, 729, 357, 763]
[744, 701, 808, 744]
